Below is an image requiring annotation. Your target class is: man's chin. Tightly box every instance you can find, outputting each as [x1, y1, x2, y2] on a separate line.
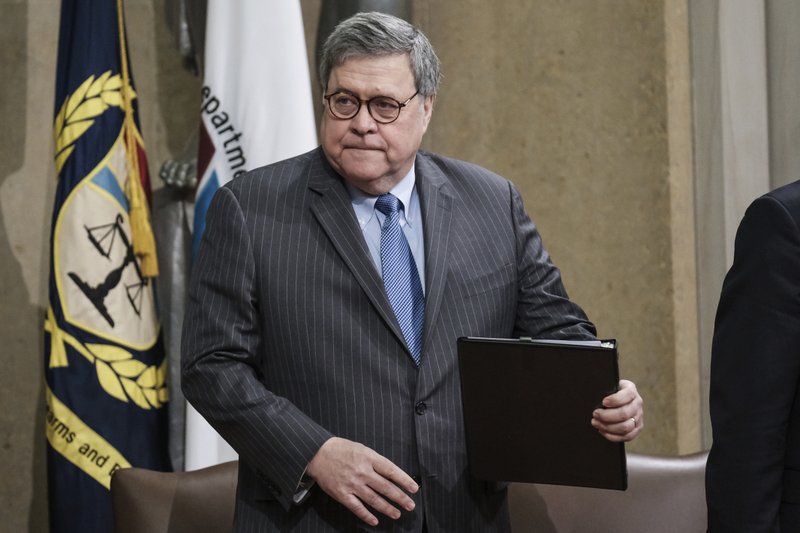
[338, 158, 389, 183]
[341, 148, 384, 164]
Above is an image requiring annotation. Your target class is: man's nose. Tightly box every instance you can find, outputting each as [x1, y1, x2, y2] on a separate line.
[349, 103, 378, 133]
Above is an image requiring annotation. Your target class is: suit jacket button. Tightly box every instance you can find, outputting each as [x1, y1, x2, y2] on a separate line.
[415, 401, 427, 415]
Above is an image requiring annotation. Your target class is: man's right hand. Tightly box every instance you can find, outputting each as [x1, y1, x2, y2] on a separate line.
[305, 437, 419, 527]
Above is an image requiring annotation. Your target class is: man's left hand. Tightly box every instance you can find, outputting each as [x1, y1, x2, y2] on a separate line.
[591, 379, 644, 442]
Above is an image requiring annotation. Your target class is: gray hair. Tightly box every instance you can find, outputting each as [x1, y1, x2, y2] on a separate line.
[319, 12, 442, 97]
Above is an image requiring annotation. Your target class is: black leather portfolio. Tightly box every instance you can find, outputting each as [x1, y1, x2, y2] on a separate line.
[457, 336, 627, 490]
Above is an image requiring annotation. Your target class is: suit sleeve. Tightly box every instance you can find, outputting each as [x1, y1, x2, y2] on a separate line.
[508, 183, 597, 339]
[181, 186, 332, 510]
[706, 195, 800, 532]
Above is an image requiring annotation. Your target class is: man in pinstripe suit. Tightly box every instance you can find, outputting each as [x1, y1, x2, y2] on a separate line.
[182, 12, 644, 532]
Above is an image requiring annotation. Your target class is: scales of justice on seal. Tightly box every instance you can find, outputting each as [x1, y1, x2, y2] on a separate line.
[67, 213, 148, 329]
[52, 147, 159, 350]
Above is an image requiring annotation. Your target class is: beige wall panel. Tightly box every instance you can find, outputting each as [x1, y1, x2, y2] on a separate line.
[417, 0, 677, 454]
[665, 0, 701, 454]
[0, 1, 54, 531]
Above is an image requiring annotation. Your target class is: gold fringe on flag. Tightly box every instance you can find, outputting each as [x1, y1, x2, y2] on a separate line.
[117, 0, 158, 277]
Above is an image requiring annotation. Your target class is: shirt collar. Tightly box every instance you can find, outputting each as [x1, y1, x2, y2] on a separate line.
[347, 164, 417, 229]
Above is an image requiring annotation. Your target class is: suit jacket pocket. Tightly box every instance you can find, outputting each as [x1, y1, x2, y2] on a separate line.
[458, 263, 515, 298]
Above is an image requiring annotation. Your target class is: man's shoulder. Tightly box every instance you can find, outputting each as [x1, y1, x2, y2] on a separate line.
[753, 179, 800, 229]
[226, 147, 321, 194]
[416, 150, 510, 189]
[737, 180, 800, 246]
[765, 179, 800, 208]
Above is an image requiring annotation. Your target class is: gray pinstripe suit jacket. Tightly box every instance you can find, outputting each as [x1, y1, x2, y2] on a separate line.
[181, 147, 596, 532]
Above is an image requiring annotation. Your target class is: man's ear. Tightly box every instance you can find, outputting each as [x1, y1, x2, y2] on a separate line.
[421, 94, 435, 129]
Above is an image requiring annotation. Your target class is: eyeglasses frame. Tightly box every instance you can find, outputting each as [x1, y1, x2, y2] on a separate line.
[323, 90, 420, 124]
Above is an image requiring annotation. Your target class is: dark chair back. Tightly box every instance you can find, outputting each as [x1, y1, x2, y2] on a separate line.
[509, 451, 708, 533]
[111, 460, 238, 533]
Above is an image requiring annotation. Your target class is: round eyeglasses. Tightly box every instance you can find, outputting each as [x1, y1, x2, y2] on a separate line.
[324, 91, 419, 124]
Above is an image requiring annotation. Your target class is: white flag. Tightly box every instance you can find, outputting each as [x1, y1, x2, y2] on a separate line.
[187, 0, 317, 470]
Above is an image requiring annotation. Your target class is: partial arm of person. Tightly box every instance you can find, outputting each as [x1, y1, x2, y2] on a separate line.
[706, 194, 800, 532]
[509, 182, 596, 341]
[181, 186, 331, 509]
[508, 182, 643, 442]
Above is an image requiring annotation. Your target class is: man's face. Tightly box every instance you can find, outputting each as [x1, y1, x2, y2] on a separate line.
[320, 54, 434, 196]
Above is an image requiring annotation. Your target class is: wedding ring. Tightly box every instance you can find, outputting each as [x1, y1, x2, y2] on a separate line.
[631, 417, 637, 427]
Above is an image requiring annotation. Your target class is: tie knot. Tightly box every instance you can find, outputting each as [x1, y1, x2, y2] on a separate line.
[375, 193, 401, 217]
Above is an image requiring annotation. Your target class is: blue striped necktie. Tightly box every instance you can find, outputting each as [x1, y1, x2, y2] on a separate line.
[375, 193, 425, 365]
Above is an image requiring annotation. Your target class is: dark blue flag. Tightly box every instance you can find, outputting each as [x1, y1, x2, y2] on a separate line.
[45, 0, 169, 530]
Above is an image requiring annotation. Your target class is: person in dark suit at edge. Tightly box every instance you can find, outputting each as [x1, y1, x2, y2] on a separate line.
[181, 12, 644, 532]
[707, 180, 800, 532]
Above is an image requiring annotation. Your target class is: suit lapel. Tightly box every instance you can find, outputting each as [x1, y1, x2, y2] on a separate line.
[307, 152, 409, 350]
[416, 153, 454, 354]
